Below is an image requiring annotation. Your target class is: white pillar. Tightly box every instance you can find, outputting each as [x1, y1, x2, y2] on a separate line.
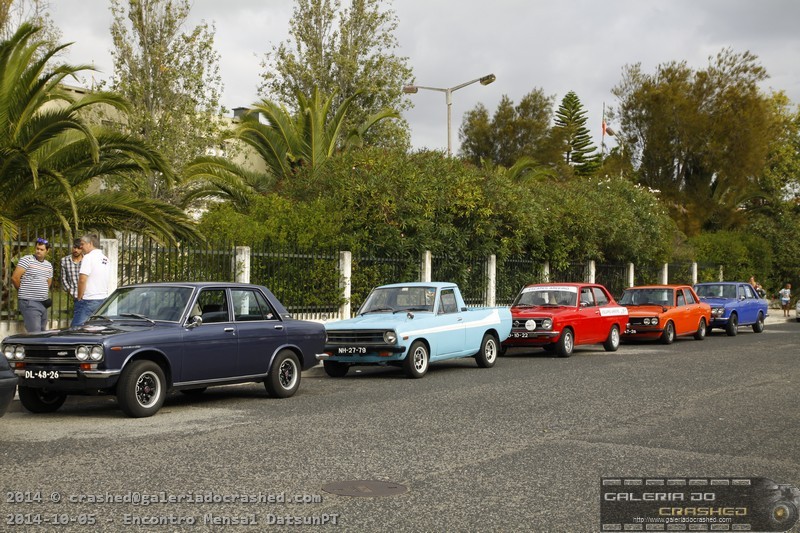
[100, 238, 119, 294]
[486, 254, 496, 307]
[420, 251, 432, 282]
[661, 263, 669, 285]
[588, 260, 596, 284]
[543, 261, 550, 283]
[233, 246, 250, 283]
[339, 251, 352, 320]
[691, 262, 698, 285]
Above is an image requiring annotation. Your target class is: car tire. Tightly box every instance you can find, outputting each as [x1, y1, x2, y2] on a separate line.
[543, 344, 557, 354]
[475, 333, 499, 368]
[603, 325, 620, 352]
[556, 328, 574, 357]
[265, 350, 301, 398]
[660, 321, 675, 345]
[18, 386, 67, 414]
[117, 360, 166, 418]
[752, 312, 765, 333]
[403, 341, 429, 378]
[726, 312, 738, 336]
[693, 318, 707, 340]
[323, 360, 349, 378]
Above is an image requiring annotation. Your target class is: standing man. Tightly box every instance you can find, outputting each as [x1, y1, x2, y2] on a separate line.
[71, 233, 110, 327]
[60, 238, 83, 303]
[11, 237, 53, 332]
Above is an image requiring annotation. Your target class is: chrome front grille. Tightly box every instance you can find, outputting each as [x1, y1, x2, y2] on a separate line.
[327, 330, 387, 345]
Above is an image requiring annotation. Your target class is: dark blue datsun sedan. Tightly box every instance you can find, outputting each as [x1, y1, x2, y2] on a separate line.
[693, 282, 768, 336]
[2, 283, 325, 417]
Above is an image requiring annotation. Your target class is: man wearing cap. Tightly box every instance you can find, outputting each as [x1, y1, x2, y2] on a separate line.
[11, 238, 53, 332]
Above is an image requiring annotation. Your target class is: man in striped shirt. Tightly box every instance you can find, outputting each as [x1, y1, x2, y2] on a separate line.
[11, 238, 53, 332]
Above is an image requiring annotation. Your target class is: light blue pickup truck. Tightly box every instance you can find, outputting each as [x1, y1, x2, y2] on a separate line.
[318, 282, 512, 378]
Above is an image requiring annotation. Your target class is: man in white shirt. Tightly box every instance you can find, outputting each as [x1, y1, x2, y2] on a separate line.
[71, 233, 110, 327]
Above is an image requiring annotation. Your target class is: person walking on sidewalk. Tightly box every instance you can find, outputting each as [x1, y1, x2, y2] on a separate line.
[778, 283, 791, 317]
[11, 237, 53, 332]
[71, 233, 110, 327]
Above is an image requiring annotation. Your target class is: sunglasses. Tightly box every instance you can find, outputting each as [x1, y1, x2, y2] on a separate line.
[36, 238, 49, 245]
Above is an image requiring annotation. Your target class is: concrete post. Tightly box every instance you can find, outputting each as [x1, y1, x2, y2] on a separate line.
[486, 254, 497, 307]
[691, 262, 698, 285]
[661, 263, 669, 285]
[100, 238, 119, 294]
[233, 246, 250, 283]
[542, 261, 550, 283]
[588, 260, 596, 284]
[339, 251, 352, 320]
[627, 263, 635, 287]
[420, 251, 432, 283]
[719, 265, 724, 282]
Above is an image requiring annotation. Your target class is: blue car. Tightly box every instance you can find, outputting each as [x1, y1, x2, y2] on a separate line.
[694, 282, 768, 336]
[319, 282, 512, 378]
[2, 282, 325, 417]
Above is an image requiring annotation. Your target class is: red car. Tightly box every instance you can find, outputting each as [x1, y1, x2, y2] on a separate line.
[502, 283, 629, 357]
[618, 285, 711, 344]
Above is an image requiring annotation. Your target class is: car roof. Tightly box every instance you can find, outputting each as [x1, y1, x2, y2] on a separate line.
[694, 281, 741, 285]
[625, 285, 691, 290]
[377, 282, 457, 289]
[120, 282, 261, 289]
[523, 282, 600, 288]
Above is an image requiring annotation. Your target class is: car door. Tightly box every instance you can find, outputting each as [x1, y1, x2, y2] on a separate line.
[431, 288, 466, 359]
[576, 287, 600, 343]
[739, 283, 758, 324]
[232, 288, 287, 376]
[682, 287, 703, 331]
[593, 286, 623, 337]
[179, 288, 239, 383]
[673, 289, 691, 335]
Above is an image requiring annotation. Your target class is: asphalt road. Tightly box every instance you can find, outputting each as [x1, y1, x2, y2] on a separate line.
[1, 319, 799, 532]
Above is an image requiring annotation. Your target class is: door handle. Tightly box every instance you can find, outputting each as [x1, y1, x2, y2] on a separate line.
[274, 325, 284, 330]
[223, 327, 235, 333]
[457, 317, 463, 322]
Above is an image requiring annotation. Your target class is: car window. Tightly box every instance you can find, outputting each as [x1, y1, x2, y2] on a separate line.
[439, 289, 458, 314]
[742, 284, 756, 299]
[592, 287, 609, 306]
[676, 291, 686, 306]
[683, 289, 697, 305]
[232, 289, 276, 321]
[580, 288, 595, 307]
[738, 285, 747, 299]
[196, 289, 229, 323]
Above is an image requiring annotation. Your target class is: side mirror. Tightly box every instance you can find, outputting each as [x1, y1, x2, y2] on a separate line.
[187, 315, 203, 329]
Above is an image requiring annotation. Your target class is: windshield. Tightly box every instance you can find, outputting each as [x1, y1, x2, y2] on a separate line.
[96, 286, 193, 322]
[618, 288, 673, 306]
[358, 286, 437, 314]
[695, 284, 736, 299]
[512, 286, 578, 307]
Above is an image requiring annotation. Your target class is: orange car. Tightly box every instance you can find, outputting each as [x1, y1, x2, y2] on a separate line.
[618, 285, 711, 344]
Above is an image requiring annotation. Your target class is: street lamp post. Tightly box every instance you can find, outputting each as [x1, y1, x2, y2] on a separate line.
[403, 73, 496, 156]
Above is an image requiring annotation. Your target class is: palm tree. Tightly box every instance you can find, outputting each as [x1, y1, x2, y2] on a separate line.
[0, 23, 200, 243]
[184, 88, 398, 209]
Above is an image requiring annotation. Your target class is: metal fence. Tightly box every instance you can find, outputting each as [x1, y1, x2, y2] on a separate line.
[432, 254, 488, 306]
[350, 254, 420, 311]
[496, 256, 544, 305]
[595, 264, 629, 299]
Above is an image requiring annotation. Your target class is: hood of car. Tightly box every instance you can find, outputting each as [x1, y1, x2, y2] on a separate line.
[698, 297, 734, 305]
[511, 305, 576, 318]
[623, 304, 670, 316]
[3, 321, 168, 344]
[325, 312, 435, 330]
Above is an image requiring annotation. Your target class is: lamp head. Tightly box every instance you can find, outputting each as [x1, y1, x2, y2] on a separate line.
[402, 85, 419, 94]
[479, 74, 496, 86]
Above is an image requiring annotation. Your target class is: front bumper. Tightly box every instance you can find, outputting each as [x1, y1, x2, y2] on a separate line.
[13, 365, 121, 391]
[318, 344, 406, 363]
[502, 330, 560, 346]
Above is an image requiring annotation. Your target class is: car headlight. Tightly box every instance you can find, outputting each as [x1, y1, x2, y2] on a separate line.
[90, 345, 104, 361]
[3, 344, 24, 360]
[713, 307, 724, 317]
[525, 319, 537, 331]
[651, 317, 659, 326]
[541, 318, 552, 330]
[643, 318, 651, 325]
[76, 345, 90, 361]
[383, 331, 397, 344]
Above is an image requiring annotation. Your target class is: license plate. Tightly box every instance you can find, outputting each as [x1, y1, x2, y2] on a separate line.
[24, 370, 59, 380]
[337, 347, 367, 355]
[510, 332, 529, 338]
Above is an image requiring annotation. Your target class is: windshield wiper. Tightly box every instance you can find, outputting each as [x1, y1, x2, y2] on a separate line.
[87, 314, 112, 322]
[397, 306, 431, 313]
[120, 313, 156, 325]
[361, 307, 393, 315]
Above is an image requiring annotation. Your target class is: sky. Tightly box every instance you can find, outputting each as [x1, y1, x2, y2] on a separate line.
[48, 0, 800, 154]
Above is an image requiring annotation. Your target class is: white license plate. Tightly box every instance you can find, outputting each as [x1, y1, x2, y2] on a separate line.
[25, 370, 59, 379]
[510, 332, 529, 338]
[337, 347, 367, 354]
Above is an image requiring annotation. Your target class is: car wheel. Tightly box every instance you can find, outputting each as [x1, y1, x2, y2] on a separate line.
[18, 386, 67, 414]
[475, 333, 499, 368]
[660, 321, 675, 345]
[117, 360, 166, 418]
[543, 344, 557, 354]
[265, 350, 301, 398]
[693, 318, 707, 340]
[556, 328, 574, 357]
[403, 341, 429, 378]
[603, 325, 620, 352]
[323, 360, 349, 377]
[180, 387, 207, 396]
[726, 312, 738, 336]
[752, 312, 765, 333]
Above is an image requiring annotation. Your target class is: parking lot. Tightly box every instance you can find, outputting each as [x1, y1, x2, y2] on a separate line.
[1, 319, 799, 532]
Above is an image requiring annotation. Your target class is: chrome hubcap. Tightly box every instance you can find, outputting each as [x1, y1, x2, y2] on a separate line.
[136, 371, 160, 407]
[279, 359, 297, 389]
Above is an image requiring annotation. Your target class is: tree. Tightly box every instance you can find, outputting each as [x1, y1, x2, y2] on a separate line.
[610, 49, 780, 235]
[551, 91, 599, 176]
[259, 0, 412, 149]
[0, 24, 200, 242]
[185, 88, 398, 209]
[458, 88, 554, 168]
[0, 0, 60, 45]
[109, 0, 225, 204]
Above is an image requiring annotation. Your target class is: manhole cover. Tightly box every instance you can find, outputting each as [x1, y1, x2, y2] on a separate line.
[322, 480, 408, 497]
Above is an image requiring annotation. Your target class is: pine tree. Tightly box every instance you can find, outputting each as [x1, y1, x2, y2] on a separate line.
[552, 91, 598, 176]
